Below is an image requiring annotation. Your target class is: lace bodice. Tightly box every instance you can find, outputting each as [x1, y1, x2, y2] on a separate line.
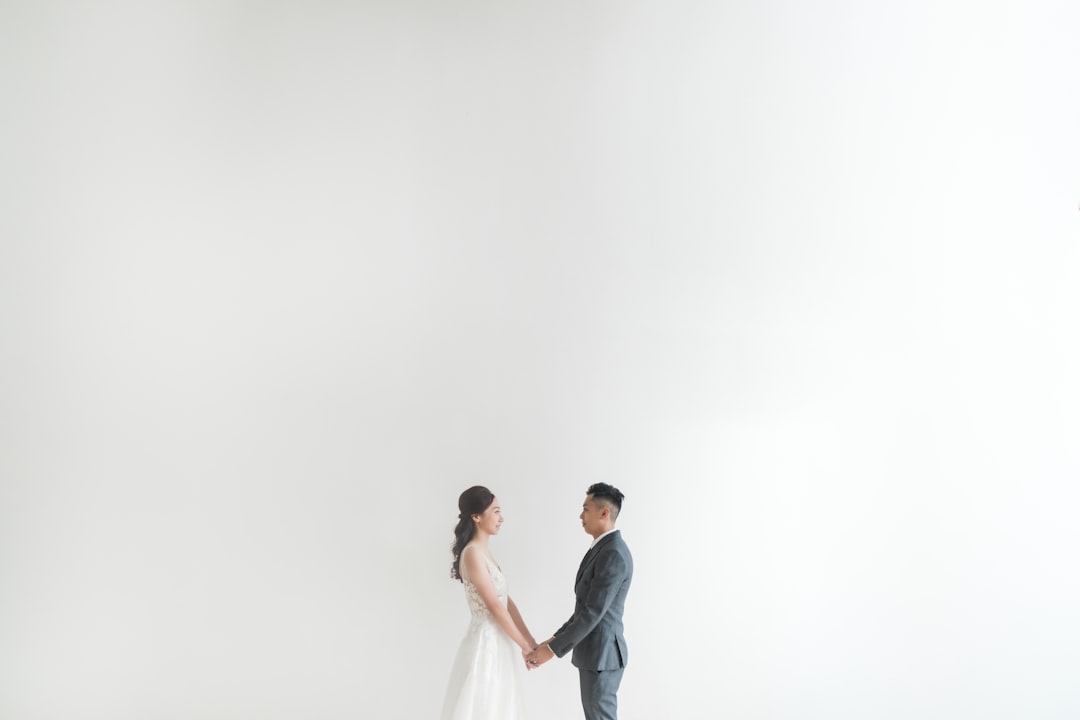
[462, 552, 507, 621]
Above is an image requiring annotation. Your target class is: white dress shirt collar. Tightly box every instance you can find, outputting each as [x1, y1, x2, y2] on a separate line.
[590, 528, 617, 549]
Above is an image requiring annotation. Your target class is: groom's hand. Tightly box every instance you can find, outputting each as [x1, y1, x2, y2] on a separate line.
[526, 642, 555, 669]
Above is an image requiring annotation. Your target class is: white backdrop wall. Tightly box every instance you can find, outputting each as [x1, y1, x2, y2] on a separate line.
[2, 2, 1078, 719]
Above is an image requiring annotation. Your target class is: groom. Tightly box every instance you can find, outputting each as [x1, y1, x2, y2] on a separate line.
[527, 483, 633, 720]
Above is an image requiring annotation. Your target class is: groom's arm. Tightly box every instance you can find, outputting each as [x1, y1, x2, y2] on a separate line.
[548, 550, 629, 658]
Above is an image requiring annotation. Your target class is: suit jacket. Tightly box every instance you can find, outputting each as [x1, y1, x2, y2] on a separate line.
[549, 530, 633, 671]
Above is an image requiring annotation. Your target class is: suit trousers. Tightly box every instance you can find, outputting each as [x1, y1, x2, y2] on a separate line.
[578, 667, 625, 720]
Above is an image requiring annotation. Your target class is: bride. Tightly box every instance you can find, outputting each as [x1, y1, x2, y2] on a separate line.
[440, 486, 536, 720]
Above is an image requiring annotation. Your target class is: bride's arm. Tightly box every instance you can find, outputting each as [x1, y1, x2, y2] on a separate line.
[507, 597, 537, 648]
[461, 548, 534, 652]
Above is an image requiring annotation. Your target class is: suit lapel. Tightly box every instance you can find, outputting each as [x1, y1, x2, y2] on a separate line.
[576, 531, 618, 584]
[575, 546, 596, 584]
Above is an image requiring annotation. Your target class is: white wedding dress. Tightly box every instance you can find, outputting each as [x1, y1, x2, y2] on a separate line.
[440, 553, 527, 720]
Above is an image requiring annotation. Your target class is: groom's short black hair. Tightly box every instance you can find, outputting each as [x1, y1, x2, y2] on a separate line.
[587, 483, 624, 520]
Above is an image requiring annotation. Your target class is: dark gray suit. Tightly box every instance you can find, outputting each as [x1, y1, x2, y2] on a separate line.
[549, 530, 633, 720]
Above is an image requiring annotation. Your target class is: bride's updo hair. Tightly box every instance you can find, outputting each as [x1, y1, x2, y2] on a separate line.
[450, 485, 495, 581]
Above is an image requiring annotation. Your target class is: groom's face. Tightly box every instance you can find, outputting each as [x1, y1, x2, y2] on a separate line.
[579, 495, 607, 538]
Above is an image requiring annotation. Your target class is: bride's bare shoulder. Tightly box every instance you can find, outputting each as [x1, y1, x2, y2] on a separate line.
[460, 544, 495, 578]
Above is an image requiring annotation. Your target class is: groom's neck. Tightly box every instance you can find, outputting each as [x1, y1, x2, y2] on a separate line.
[591, 525, 615, 540]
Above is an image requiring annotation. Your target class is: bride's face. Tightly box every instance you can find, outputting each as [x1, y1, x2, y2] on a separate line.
[474, 499, 504, 536]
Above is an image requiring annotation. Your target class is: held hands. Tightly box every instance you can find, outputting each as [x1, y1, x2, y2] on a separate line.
[525, 640, 555, 670]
